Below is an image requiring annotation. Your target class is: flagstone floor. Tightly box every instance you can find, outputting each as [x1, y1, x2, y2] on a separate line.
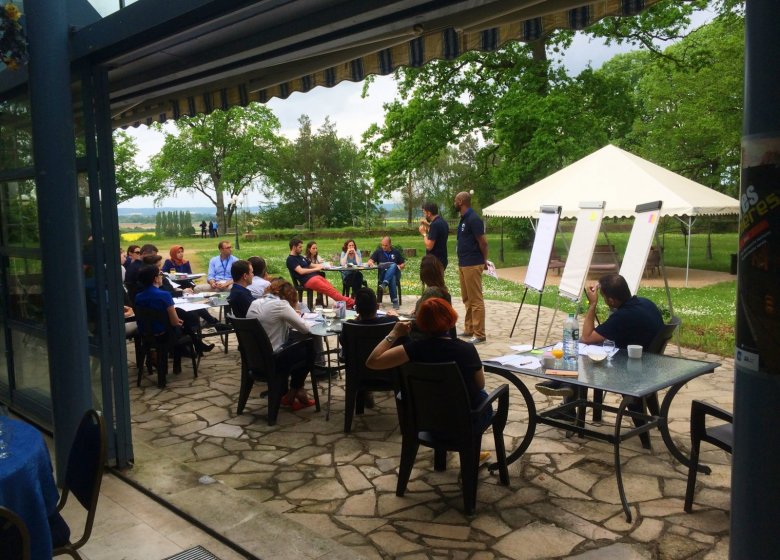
[124, 296, 732, 559]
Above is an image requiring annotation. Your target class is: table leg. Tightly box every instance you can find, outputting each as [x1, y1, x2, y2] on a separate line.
[485, 370, 537, 471]
[614, 396, 632, 522]
[658, 382, 711, 475]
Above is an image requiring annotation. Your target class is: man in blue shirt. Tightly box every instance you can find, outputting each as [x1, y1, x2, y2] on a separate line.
[455, 192, 488, 344]
[200, 240, 238, 292]
[227, 260, 255, 318]
[420, 201, 449, 269]
[368, 236, 405, 309]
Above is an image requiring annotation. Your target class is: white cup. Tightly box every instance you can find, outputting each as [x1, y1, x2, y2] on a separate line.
[627, 345, 643, 359]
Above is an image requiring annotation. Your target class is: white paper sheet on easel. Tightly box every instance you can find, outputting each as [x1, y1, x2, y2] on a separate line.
[523, 208, 560, 292]
[620, 201, 663, 295]
[558, 202, 606, 301]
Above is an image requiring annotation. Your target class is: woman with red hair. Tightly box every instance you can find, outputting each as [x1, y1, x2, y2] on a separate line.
[366, 298, 488, 413]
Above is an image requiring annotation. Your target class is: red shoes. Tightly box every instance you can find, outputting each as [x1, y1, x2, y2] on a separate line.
[292, 398, 316, 411]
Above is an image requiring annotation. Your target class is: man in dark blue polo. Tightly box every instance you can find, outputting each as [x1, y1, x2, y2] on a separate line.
[420, 201, 448, 269]
[368, 236, 405, 309]
[227, 260, 255, 318]
[455, 191, 488, 344]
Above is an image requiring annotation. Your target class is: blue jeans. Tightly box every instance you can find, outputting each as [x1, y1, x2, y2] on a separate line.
[379, 264, 401, 302]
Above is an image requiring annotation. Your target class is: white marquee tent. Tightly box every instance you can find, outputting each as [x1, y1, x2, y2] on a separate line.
[483, 144, 740, 284]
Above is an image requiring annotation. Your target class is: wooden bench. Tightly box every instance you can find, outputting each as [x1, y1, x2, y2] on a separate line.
[548, 248, 566, 275]
[589, 244, 620, 275]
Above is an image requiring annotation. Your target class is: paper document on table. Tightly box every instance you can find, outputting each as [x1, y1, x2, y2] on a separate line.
[485, 354, 541, 369]
[175, 302, 211, 311]
[302, 313, 320, 320]
[510, 344, 532, 353]
[304, 320, 318, 328]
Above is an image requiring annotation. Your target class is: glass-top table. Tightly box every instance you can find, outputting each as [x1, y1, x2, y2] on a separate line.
[483, 349, 720, 522]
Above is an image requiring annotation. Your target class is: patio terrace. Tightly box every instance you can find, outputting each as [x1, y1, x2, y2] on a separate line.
[111, 296, 731, 559]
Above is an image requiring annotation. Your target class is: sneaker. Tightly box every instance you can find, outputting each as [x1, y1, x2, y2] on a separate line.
[467, 336, 486, 345]
[535, 382, 574, 398]
[392, 300, 400, 310]
[381, 281, 389, 290]
[457, 331, 472, 338]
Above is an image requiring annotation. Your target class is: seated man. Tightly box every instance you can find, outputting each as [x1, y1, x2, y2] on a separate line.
[367, 236, 405, 309]
[538, 273, 664, 399]
[286, 238, 355, 308]
[247, 256, 271, 299]
[199, 240, 238, 292]
[227, 260, 255, 318]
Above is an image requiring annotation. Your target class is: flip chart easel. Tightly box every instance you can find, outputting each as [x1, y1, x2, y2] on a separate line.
[510, 205, 561, 345]
[543, 201, 606, 345]
[619, 200, 678, 351]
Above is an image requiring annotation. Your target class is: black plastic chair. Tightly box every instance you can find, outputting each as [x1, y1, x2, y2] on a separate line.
[0, 506, 30, 560]
[52, 409, 107, 559]
[375, 272, 402, 305]
[134, 307, 198, 388]
[684, 400, 733, 513]
[396, 362, 510, 515]
[290, 274, 316, 311]
[341, 321, 397, 433]
[230, 317, 319, 426]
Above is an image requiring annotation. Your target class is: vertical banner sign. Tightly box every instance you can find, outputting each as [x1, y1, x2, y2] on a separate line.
[738, 138, 780, 375]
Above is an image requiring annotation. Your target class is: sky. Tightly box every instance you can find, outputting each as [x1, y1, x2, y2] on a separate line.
[119, 11, 714, 210]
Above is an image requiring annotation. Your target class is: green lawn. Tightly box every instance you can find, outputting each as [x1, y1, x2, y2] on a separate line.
[135, 231, 736, 357]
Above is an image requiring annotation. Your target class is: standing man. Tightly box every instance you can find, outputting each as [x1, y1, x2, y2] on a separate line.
[455, 191, 488, 344]
[201, 240, 238, 292]
[420, 201, 449, 269]
[367, 236, 405, 309]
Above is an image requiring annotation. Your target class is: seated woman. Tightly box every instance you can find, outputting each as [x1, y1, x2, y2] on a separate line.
[246, 278, 317, 410]
[163, 245, 196, 290]
[411, 255, 455, 339]
[366, 297, 491, 429]
[340, 239, 364, 297]
[305, 240, 328, 307]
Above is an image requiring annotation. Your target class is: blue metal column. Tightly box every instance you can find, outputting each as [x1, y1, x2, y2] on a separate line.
[731, 0, 780, 556]
[24, 0, 92, 480]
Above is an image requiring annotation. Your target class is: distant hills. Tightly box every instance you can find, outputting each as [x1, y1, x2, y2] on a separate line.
[118, 202, 403, 217]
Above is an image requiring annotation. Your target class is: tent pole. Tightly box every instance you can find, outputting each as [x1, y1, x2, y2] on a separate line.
[500, 219, 504, 263]
[655, 230, 679, 355]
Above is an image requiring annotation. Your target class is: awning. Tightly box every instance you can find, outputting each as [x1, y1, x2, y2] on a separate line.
[72, 0, 663, 129]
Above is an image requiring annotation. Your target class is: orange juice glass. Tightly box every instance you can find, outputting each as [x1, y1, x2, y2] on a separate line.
[551, 348, 564, 359]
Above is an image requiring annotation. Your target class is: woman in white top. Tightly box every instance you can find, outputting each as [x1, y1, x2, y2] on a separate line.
[246, 278, 316, 410]
[339, 239, 364, 297]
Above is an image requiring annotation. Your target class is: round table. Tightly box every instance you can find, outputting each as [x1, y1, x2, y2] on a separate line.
[0, 417, 61, 560]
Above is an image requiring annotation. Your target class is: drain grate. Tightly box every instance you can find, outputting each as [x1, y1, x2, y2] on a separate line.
[163, 546, 221, 560]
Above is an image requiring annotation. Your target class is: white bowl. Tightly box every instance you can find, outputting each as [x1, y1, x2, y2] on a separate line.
[588, 351, 607, 362]
[321, 309, 336, 318]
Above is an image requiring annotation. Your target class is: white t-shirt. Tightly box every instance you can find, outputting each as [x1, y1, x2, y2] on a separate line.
[245, 295, 309, 351]
[248, 276, 271, 299]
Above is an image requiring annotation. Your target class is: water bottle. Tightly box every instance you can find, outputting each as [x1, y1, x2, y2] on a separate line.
[563, 313, 579, 365]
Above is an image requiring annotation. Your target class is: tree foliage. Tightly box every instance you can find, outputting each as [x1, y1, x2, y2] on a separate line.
[260, 116, 370, 228]
[114, 130, 147, 204]
[145, 104, 281, 227]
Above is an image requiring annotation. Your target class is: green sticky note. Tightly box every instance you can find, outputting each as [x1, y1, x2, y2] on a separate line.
[530, 349, 544, 355]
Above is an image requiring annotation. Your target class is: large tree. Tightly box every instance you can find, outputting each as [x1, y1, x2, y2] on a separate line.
[145, 104, 281, 227]
[261, 116, 370, 228]
[114, 130, 146, 204]
[363, 0, 738, 207]
[623, 13, 744, 196]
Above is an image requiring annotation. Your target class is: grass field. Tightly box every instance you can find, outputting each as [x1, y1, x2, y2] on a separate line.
[135, 231, 736, 356]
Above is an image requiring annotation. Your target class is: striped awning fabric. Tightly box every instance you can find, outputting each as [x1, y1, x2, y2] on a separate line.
[112, 0, 660, 129]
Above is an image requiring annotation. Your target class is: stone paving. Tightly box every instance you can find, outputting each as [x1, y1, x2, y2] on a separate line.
[125, 296, 733, 559]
